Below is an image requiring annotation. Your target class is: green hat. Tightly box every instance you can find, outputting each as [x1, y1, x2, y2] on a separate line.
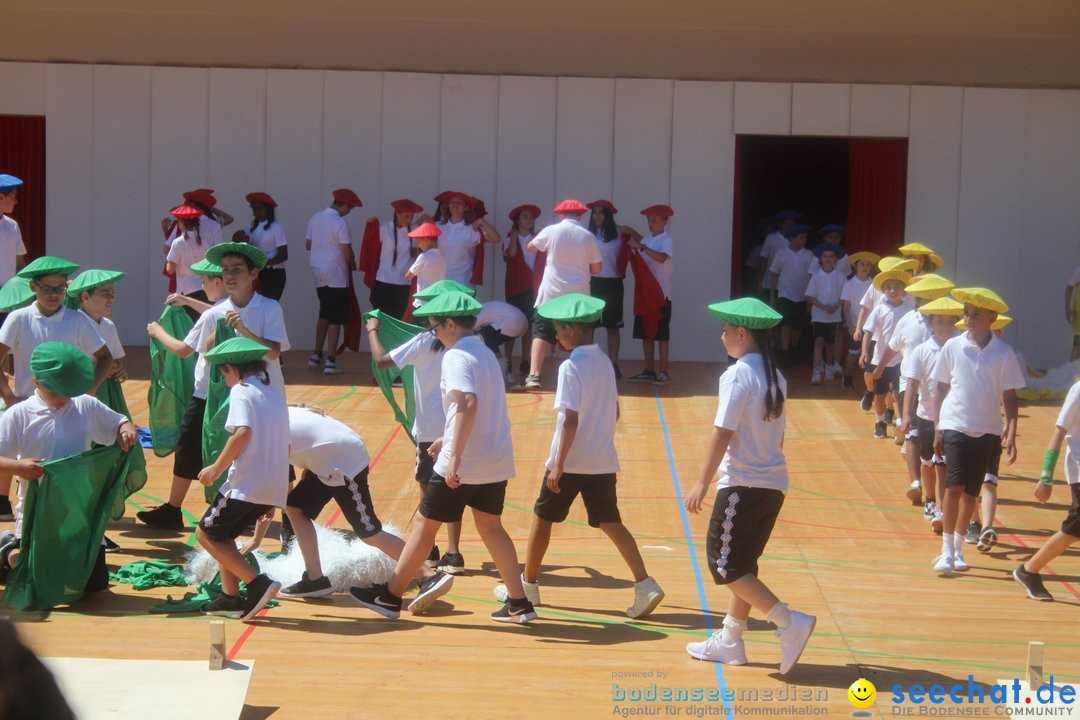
[707, 297, 783, 330]
[206, 242, 267, 270]
[0, 276, 34, 312]
[17, 255, 80, 279]
[30, 341, 95, 398]
[66, 269, 125, 298]
[411, 290, 483, 318]
[203, 337, 271, 365]
[190, 258, 223, 276]
[412, 279, 476, 301]
[537, 293, 605, 324]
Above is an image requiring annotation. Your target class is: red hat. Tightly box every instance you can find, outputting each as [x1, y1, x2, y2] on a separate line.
[183, 189, 217, 208]
[554, 199, 588, 215]
[508, 204, 541, 222]
[408, 222, 441, 239]
[245, 192, 277, 207]
[587, 199, 618, 214]
[332, 188, 362, 207]
[170, 204, 203, 220]
[471, 197, 488, 219]
[436, 190, 470, 204]
[391, 199, 423, 214]
[640, 204, 674, 219]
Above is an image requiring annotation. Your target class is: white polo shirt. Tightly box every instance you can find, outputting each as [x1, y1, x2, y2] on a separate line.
[0, 216, 26, 286]
[714, 353, 788, 493]
[376, 221, 414, 286]
[287, 406, 370, 486]
[842, 276, 872, 323]
[863, 301, 910, 366]
[533, 219, 602, 306]
[81, 311, 124, 360]
[436, 220, 481, 286]
[805, 267, 846, 323]
[546, 344, 619, 474]
[249, 220, 287, 261]
[808, 254, 850, 278]
[503, 233, 539, 272]
[195, 293, 290, 394]
[409, 249, 446, 307]
[592, 233, 623, 279]
[906, 335, 953, 422]
[769, 247, 813, 302]
[888, 310, 930, 392]
[931, 332, 1026, 437]
[222, 377, 290, 507]
[759, 231, 788, 289]
[434, 335, 514, 484]
[166, 233, 210, 295]
[182, 298, 226, 400]
[641, 232, 674, 299]
[0, 304, 106, 399]
[1056, 381, 1080, 485]
[477, 301, 527, 339]
[306, 207, 352, 288]
[387, 330, 445, 444]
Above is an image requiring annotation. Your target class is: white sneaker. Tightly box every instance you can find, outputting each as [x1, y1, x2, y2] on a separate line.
[931, 511, 944, 535]
[323, 361, 343, 375]
[307, 352, 322, 369]
[686, 631, 748, 665]
[493, 573, 541, 606]
[905, 480, 922, 505]
[952, 549, 970, 572]
[825, 363, 841, 381]
[776, 611, 816, 674]
[932, 552, 954, 573]
[810, 367, 823, 385]
[626, 576, 665, 619]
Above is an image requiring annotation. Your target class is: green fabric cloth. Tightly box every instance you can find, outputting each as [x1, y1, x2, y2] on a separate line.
[202, 318, 236, 501]
[95, 377, 148, 520]
[109, 560, 187, 590]
[2, 445, 135, 610]
[148, 305, 197, 458]
[364, 309, 423, 443]
[146, 554, 278, 614]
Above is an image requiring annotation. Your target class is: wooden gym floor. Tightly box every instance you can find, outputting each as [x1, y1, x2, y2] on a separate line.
[7, 349, 1079, 719]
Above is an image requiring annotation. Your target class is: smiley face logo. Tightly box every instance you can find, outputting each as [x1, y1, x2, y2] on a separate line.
[848, 678, 876, 709]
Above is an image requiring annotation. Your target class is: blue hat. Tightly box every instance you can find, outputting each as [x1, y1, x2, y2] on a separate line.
[0, 174, 23, 192]
[773, 210, 802, 221]
[818, 224, 846, 236]
[813, 242, 844, 259]
[783, 223, 811, 239]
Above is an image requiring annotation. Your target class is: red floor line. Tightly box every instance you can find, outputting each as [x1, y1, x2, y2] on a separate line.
[996, 511, 1080, 603]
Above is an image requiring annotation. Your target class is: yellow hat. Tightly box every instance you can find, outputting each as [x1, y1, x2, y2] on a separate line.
[921, 297, 964, 316]
[878, 256, 918, 273]
[905, 273, 955, 300]
[952, 287, 1008, 313]
[955, 315, 1012, 330]
[898, 242, 945, 269]
[847, 251, 881, 267]
[873, 269, 912, 291]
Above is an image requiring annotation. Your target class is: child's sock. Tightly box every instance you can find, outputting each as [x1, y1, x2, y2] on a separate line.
[875, 413, 885, 423]
[766, 601, 791, 629]
[721, 615, 747, 645]
[953, 531, 964, 549]
[942, 532, 955, 556]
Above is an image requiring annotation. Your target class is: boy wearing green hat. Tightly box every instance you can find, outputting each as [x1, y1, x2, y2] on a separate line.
[0, 341, 137, 588]
[195, 337, 288, 620]
[68, 269, 127, 388]
[492, 293, 664, 617]
[351, 291, 536, 623]
[0, 257, 112, 520]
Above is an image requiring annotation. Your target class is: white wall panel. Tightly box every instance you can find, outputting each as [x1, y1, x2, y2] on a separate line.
[851, 84, 910, 137]
[733, 82, 791, 135]
[323, 70, 382, 211]
[208, 69, 267, 216]
[791, 83, 851, 136]
[555, 77, 615, 202]
[380, 72, 441, 213]
[0, 62, 45, 115]
[44, 64, 93, 273]
[905, 86, 963, 269]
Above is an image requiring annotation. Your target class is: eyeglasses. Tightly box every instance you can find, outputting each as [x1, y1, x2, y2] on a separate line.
[32, 282, 67, 296]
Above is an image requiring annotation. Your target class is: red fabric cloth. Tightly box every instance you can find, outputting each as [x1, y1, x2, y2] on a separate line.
[628, 248, 666, 341]
[0, 116, 45, 259]
[358, 218, 381, 297]
[470, 241, 485, 286]
[336, 274, 363, 354]
[615, 234, 631, 278]
[847, 139, 908, 257]
[161, 219, 178, 293]
[503, 235, 547, 297]
[402, 277, 418, 324]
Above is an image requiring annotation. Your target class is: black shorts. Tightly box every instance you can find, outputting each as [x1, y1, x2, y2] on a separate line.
[478, 325, 513, 354]
[199, 494, 274, 542]
[943, 431, 1002, 497]
[505, 290, 535, 325]
[182, 290, 210, 322]
[316, 285, 348, 325]
[633, 300, 672, 341]
[415, 441, 435, 484]
[774, 297, 808, 328]
[371, 280, 411, 320]
[258, 267, 287, 301]
[590, 276, 625, 329]
[418, 473, 507, 523]
[906, 413, 937, 462]
[869, 363, 900, 396]
[172, 396, 207, 480]
[533, 314, 556, 345]
[1061, 484, 1080, 537]
[287, 468, 382, 538]
[706, 486, 785, 585]
[812, 322, 839, 343]
[533, 471, 621, 527]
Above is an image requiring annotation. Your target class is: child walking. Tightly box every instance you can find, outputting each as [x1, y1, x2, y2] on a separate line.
[841, 251, 879, 389]
[861, 268, 912, 439]
[804, 242, 846, 384]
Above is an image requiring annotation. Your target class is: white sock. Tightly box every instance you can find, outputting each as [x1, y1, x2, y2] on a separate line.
[721, 615, 747, 644]
[942, 533, 954, 554]
[876, 413, 885, 422]
[766, 601, 792, 629]
[953, 532, 965, 552]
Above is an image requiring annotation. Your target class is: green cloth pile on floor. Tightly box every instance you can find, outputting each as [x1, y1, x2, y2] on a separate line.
[109, 555, 279, 614]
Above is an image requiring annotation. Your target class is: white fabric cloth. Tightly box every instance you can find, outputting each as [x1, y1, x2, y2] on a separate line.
[641, 231, 674, 299]
[477, 301, 528, 338]
[545, 344, 620, 474]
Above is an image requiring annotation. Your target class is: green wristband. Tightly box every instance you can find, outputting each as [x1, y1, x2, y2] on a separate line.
[1040, 448, 1060, 485]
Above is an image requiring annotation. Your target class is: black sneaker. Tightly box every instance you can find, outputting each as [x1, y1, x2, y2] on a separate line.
[424, 544, 441, 569]
[842, 375, 853, 389]
[279, 514, 295, 548]
[0, 495, 12, 521]
[349, 583, 402, 619]
[241, 573, 281, 620]
[1013, 565, 1053, 601]
[860, 392, 874, 412]
[103, 535, 120, 552]
[136, 503, 184, 530]
[307, 351, 323, 369]
[491, 597, 538, 623]
[0, 531, 18, 583]
[883, 407, 895, 425]
[651, 371, 671, 386]
[874, 421, 887, 439]
[201, 593, 244, 618]
[923, 500, 936, 520]
[628, 370, 657, 383]
[281, 572, 333, 598]
[437, 552, 465, 575]
[965, 521, 982, 545]
[407, 572, 454, 615]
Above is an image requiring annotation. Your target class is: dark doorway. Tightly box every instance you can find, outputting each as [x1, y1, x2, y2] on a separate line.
[0, 116, 46, 259]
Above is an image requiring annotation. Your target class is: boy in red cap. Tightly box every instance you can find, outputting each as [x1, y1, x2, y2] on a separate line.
[623, 205, 675, 385]
[305, 189, 360, 374]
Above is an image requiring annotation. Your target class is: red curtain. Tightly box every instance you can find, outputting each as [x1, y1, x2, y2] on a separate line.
[730, 137, 744, 293]
[847, 138, 907, 257]
[0, 116, 45, 259]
